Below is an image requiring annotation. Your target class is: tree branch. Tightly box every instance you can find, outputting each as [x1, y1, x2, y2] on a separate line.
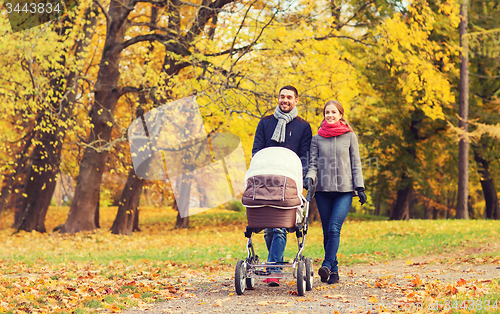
[117, 34, 190, 55]
[118, 86, 144, 97]
[186, 0, 235, 41]
[314, 34, 371, 46]
[335, 1, 374, 31]
[470, 73, 500, 79]
[94, 0, 111, 32]
[129, 22, 171, 33]
[204, 44, 269, 57]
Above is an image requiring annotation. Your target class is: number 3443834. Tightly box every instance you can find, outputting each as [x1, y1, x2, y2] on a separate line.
[431, 300, 499, 311]
[5, 2, 62, 14]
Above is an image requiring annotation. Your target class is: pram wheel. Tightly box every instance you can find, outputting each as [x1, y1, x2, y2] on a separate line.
[305, 257, 313, 291]
[296, 261, 306, 296]
[235, 260, 247, 295]
[246, 277, 255, 290]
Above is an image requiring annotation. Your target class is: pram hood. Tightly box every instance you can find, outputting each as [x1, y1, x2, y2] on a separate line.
[244, 147, 303, 198]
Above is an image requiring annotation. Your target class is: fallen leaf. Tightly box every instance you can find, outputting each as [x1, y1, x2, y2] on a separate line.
[456, 278, 467, 286]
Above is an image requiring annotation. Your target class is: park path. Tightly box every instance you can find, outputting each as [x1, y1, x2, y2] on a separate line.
[122, 247, 500, 314]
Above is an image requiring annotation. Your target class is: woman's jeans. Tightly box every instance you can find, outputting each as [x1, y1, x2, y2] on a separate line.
[264, 228, 287, 272]
[315, 191, 352, 273]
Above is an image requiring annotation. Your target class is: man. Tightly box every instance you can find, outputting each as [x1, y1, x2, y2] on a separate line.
[252, 85, 312, 286]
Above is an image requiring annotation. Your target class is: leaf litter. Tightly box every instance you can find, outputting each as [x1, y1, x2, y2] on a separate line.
[119, 252, 500, 314]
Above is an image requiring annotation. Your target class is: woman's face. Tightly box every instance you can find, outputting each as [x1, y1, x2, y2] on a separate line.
[324, 104, 342, 124]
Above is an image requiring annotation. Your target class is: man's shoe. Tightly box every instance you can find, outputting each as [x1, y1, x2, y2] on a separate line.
[318, 266, 330, 283]
[327, 272, 339, 284]
[267, 278, 280, 287]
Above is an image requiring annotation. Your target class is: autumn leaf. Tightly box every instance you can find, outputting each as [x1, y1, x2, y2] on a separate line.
[456, 278, 467, 286]
[446, 284, 458, 295]
[410, 275, 423, 287]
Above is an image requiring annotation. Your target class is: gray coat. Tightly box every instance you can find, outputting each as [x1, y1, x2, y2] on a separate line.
[306, 132, 364, 192]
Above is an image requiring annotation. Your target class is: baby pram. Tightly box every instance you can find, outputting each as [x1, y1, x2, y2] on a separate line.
[235, 147, 314, 296]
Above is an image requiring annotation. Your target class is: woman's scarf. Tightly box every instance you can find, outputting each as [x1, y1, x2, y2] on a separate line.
[271, 105, 298, 142]
[318, 120, 351, 138]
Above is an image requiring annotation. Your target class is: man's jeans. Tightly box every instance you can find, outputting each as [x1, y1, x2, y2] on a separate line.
[315, 191, 352, 273]
[264, 228, 287, 273]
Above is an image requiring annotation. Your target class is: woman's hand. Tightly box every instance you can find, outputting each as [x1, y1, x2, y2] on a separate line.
[303, 177, 313, 191]
[356, 187, 367, 205]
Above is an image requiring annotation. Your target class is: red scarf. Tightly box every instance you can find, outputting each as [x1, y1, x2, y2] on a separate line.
[318, 120, 351, 138]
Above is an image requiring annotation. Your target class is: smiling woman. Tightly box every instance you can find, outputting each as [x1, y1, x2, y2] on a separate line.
[305, 99, 365, 284]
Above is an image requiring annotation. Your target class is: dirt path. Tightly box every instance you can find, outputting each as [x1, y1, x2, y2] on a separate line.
[123, 248, 500, 314]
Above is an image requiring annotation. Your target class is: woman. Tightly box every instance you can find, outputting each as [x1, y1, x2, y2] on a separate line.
[304, 100, 367, 284]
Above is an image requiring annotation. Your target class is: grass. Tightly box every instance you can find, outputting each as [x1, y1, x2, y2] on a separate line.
[1, 203, 495, 314]
[0, 206, 499, 268]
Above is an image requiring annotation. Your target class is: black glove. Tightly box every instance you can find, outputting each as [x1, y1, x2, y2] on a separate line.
[303, 177, 313, 191]
[356, 187, 367, 205]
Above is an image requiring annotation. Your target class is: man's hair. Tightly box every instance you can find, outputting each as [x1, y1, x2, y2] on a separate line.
[279, 85, 299, 99]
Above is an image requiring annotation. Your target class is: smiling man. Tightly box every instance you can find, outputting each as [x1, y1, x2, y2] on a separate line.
[251, 85, 312, 287]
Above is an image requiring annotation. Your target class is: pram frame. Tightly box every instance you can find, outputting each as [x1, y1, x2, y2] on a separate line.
[235, 193, 315, 296]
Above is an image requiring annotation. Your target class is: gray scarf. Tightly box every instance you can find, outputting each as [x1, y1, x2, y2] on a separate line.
[271, 105, 298, 143]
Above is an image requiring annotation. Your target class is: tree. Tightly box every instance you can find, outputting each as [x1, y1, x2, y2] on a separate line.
[16, 6, 99, 232]
[350, 0, 461, 219]
[0, 1, 98, 231]
[62, 0, 288, 233]
[456, 0, 470, 219]
[467, 0, 500, 219]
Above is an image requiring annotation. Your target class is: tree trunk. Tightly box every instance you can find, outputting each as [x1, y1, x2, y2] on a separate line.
[133, 207, 141, 232]
[308, 198, 320, 222]
[390, 186, 412, 220]
[61, 0, 129, 233]
[111, 7, 158, 234]
[16, 77, 77, 232]
[373, 190, 381, 216]
[111, 101, 148, 235]
[15, 133, 62, 232]
[111, 170, 144, 235]
[0, 133, 34, 214]
[174, 199, 189, 228]
[432, 206, 438, 220]
[390, 171, 412, 220]
[482, 179, 499, 219]
[457, 0, 470, 219]
[424, 198, 431, 219]
[175, 173, 192, 228]
[473, 149, 499, 219]
[95, 197, 100, 228]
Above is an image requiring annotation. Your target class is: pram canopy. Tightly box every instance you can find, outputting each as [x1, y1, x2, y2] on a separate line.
[242, 147, 303, 209]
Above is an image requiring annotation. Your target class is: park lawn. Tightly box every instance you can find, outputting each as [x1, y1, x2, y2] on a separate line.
[1, 206, 500, 266]
[0, 206, 499, 313]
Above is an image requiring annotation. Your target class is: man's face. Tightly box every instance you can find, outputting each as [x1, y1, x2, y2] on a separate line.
[278, 89, 298, 113]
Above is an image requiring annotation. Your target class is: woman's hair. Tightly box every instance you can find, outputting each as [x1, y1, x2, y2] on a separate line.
[322, 100, 354, 131]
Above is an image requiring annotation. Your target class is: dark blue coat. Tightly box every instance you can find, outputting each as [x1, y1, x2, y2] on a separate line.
[252, 115, 312, 176]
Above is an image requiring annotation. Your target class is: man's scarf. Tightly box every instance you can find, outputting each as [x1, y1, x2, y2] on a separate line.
[271, 105, 298, 143]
